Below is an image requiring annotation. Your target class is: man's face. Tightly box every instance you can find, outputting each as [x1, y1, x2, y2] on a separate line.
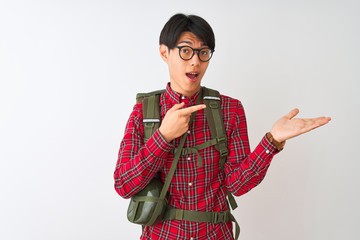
[160, 32, 210, 97]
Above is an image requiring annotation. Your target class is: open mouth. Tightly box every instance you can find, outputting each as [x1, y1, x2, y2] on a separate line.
[186, 72, 199, 80]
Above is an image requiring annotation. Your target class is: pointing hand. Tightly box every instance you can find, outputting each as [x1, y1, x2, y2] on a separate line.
[159, 102, 206, 142]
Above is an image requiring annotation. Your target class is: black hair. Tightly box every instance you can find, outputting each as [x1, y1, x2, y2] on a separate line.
[159, 13, 215, 51]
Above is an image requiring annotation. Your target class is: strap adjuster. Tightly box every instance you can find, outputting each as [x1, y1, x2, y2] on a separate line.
[175, 209, 184, 220]
[144, 122, 155, 128]
[182, 149, 189, 155]
[144, 119, 160, 128]
[209, 102, 219, 109]
[212, 211, 228, 223]
[219, 148, 228, 157]
[217, 136, 227, 144]
[172, 148, 189, 155]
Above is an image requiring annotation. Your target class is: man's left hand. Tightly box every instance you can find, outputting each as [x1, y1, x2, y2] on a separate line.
[270, 108, 331, 142]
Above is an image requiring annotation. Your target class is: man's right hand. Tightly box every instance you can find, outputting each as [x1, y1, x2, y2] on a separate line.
[158, 102, 206, 142]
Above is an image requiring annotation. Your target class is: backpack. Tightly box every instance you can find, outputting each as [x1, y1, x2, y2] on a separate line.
[126, 87, 240, 239]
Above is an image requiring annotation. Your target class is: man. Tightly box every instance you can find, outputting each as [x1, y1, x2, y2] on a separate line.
[114, 13, 331, 240]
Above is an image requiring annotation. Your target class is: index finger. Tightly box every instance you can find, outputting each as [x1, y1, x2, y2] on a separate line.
[178, 104, 206, 116]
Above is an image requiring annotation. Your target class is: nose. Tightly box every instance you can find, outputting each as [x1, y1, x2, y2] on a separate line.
[189, 51, 201, 66]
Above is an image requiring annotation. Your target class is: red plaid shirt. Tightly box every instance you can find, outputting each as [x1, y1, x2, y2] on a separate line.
[114, 83, 280, 240]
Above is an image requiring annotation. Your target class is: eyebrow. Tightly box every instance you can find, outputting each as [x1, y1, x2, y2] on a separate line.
[178, 40, 207, 47]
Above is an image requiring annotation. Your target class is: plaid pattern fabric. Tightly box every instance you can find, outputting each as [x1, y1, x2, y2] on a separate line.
[114, 83, 280, 239]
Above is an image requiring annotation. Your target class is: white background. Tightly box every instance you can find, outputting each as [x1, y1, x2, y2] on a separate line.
[0, 0, 359, 239]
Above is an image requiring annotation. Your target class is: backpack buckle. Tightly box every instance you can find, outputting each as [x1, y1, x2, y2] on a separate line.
[143, 119, 160, 128]
[209, 102, 219, 109]
[144, 122, 155, 128]
[217, 136, 226, 144]
[172, 148, 188, 155]
[212, 211, 228, 223]
[219, 148, 228, 157]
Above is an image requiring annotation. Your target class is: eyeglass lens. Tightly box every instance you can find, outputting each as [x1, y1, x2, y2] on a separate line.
[179, 46, 212, 62]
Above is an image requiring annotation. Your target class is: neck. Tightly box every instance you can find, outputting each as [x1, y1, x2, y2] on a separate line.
[170, 83, 201, 97]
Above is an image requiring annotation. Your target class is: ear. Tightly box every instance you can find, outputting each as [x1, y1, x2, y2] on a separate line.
[159, 44, 169, 63]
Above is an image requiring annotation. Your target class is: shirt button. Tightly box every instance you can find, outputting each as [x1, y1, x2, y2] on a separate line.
[181, 96, 186, 99]
[266, 149, 270, 154]
[187, 130, 191, 134]
[187, 157, 191, 160]
[190, 238, 194, 240]
[188, 182, 193, 186]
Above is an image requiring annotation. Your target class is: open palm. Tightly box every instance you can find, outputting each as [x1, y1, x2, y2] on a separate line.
[270, 108, 331, 142]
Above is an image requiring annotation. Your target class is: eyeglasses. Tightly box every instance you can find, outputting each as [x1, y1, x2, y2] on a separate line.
[175, 46, 214, 62]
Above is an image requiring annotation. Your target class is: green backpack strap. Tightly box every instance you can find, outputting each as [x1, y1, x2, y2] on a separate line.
[136, 90, 165, 143]
[136, 89, 166, 103]
[164, 207, 240, 240]
[202, 87, 238, 211]
[141, 89, 203, 226]
[202, 87, 228, 166]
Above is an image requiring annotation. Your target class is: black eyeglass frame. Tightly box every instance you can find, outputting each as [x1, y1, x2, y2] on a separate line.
[175, 46, 214, 62]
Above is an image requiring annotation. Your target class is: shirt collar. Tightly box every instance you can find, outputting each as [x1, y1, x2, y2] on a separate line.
[165, 82, 200, 106]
